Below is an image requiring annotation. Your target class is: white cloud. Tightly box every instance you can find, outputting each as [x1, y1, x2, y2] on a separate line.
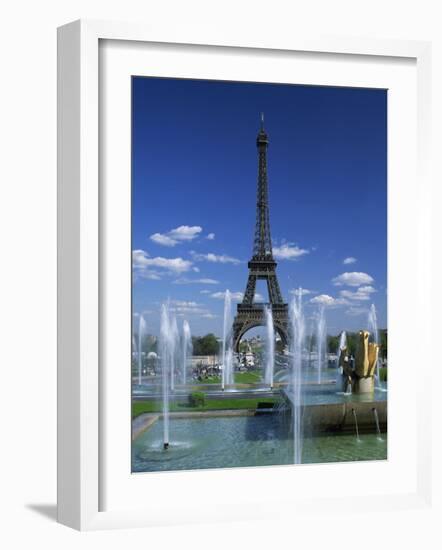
[201, 313, 218, 319]
[211, 291, 243, 301]
[169, 225, 202, 241]
[134, 270, 162, 281]
[150, 233, 177, 247]
[273, 243, 309, 260]
[168, 300, 216, 318]
[171, 306, 208, 315]
[309, 294, 351, 308]
[170, 300, 199, 308]
[206, 233, 215, 240]
[173, 277, 219, 285]
[200, 290, 211, 294]
[339, 285, 376, 301]
[343, 257, 357, 265]
[132, 249, 193, 280]
[332, 272, 374, 287]
[310, 294, 340, 307]
[133, 249, 192, 272]
[146, 257, 192, 272]
[149, 225, 202, 247]
[290, 288, 314, 297]
[191, 251, 241, 265]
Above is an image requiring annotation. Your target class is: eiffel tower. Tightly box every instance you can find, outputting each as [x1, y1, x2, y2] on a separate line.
[232, 115, 289, 351]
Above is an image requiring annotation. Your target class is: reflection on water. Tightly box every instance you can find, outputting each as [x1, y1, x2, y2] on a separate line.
[132, 415, 387, 473]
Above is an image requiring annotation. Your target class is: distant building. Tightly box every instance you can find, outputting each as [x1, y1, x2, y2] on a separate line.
[240, 352, 255, 367]
[191, 355, 217, 368]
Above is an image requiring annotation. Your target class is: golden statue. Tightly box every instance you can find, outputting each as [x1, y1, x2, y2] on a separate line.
[354, 330, 379, 393]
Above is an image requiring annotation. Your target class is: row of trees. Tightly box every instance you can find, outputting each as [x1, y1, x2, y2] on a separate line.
[135, 330, 388, 360]
[135, 332, 220, 356]
[326, 329, 387, 359]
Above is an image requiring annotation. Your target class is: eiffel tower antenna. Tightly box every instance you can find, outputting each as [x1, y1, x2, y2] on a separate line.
[232, 119, 289, 352]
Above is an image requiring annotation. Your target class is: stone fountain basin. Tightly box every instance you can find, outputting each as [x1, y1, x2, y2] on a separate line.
[302, 400, 387, 433]
[132, 399, 387, 442]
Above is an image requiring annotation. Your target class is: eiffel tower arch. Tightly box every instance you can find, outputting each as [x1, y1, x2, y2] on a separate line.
[232, 116, 289, 352]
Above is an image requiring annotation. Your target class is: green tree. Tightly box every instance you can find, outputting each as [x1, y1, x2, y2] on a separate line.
[327, 335, 339, 354]
[379, 329, 388, 359]
[192, 333, 219, 355]
[239, 341, 248, 353]
[345, 332, 358, 357]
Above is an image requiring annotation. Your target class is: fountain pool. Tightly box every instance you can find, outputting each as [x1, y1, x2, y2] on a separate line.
[132, 415, 387, 472]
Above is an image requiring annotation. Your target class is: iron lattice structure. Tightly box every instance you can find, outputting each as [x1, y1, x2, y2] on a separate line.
[232, 118, 289, 352]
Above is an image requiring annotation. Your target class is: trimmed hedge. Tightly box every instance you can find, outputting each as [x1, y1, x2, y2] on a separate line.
[188, 391, 206, 407]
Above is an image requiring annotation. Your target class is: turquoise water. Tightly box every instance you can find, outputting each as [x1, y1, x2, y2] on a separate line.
[132, 415, 387, 473]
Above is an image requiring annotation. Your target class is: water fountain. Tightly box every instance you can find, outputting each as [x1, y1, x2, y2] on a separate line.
[134, 298, 388, 469]
[308, 323, 314, 369]
[170, 315, 179, 391]
[221, 290, 234, 390]
[338, 330, 347, 364]
[338, 330, 352, 395]
[290, 288, 306, 464]
[265, 305, 275, 389]
[138, 315, 147, 386]
[159, 304, 174, 450]
[132, 333, 138, 382]
[316, 306, 327, 384]
[372, 407, 383, 441]
[352, 408, 361, 442]
[368, 304, 382, 388]
[182, 320, 192, 386]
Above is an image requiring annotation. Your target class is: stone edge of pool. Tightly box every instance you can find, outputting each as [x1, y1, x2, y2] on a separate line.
[132, 409, 255, 440]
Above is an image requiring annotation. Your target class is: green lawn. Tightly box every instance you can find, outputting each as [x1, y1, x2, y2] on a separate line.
[132, 396, 279, 418]
[234, 371, 262, 384]
[195, 376, 220, 384]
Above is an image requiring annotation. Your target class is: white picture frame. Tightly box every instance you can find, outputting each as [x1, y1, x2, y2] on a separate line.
[57, 19, 433, 531]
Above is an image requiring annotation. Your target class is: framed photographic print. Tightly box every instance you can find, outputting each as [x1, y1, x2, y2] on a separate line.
[57, 20, 432, 530]
[130, 77, 388, 473]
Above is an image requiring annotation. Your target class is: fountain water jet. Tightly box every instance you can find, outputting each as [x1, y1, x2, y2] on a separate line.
[316, 306, 327, 384]
[182, 320, 192, 386]
[159, 304, 177, 450]
[265, 305, 275, 389]
[352, 408, 361, 442]
[138, 315, 147, 385]
[221, 290, 234, 390]
[290, 288, 306, 465]
[368, 304, 382, 389]
[338, 331, 347, 364]
[338, 330, 352, 395]
[372, 407, 383, 441]
[170, 315, 179, 392]
[132, 333, 138, 382]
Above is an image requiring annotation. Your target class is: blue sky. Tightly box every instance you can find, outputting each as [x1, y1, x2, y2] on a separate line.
[132, 77, 387, 337]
